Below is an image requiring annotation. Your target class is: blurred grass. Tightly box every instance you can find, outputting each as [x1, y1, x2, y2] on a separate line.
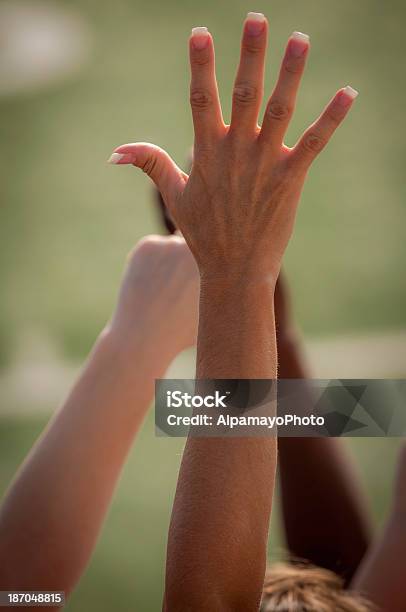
[0, 413, 402, 611]
[0, 2, 405, 608]
[0, 0, 405, 364]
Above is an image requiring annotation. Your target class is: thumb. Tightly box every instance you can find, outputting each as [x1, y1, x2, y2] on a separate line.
[108, 142, 187, 209]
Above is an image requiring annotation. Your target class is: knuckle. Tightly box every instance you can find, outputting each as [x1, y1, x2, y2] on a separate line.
[194, 143, 214, 161]
[302, 132, 325, 154]
[326, 107, 343, 126]
[137, 234, 161, 248]
[191, 52, 210, 67]
[190, 88, 212, 110]
[266, 100, 292, 122]
[126, 245, 140, 266]
[133, 235, 161, 258]
[284, 57, 302, 75]
[242, 40, 263, 55]
[140, 154, 159, 177]
[233, 83, 259, 106]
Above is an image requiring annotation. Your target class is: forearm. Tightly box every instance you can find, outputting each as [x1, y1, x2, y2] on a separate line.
[352, 445, 406, 610]
[196, 277, 277, 379]
[277, 337, 371, 582]
[165, 279, 278, 611]
[351, 510, 406, 611]
[0, 327, 170, 597]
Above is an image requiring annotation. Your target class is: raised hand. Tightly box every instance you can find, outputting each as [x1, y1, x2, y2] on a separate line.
[109, 235, 199, 357]
[107, 16, 359, 611]
[109, 12, 357, 283]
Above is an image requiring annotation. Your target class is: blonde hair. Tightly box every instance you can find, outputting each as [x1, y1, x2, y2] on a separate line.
[260, 563, 374, 612]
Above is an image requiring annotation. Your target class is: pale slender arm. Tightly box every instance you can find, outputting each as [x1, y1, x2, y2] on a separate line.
[0, 330, 165, 595]
[0, 236, 199, 609]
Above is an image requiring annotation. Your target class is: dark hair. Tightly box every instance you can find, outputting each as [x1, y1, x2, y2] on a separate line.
[154, 187, 176, 235]
[153, 149, 193, 235]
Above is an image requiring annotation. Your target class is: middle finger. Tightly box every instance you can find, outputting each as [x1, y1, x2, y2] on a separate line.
[229, 13, 268, 138]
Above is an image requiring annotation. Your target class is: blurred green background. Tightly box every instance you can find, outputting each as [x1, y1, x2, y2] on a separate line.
[1, 0, 405, 362]
[0, 0, 405, 609]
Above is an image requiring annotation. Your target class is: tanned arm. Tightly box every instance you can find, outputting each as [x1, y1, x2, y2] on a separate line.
[164, 278, 277, 611]
[111, 12, 357, 610]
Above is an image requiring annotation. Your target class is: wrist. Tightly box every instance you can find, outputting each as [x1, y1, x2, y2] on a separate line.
[198, 254, 280, 289]
[199, 273, 276, 320]
[197, 273, 277, 379]
[200, 270, 277, 293]
[99, 323, 176, 375]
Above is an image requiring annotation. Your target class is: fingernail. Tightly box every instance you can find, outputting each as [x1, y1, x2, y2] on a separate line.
[108, 153, 124, 164]
[107, 152, 135, 165]
[246, 12, 266, 36]
[338, 86, 359, 107]
[191, 27, 210, 50]
[289, 31, 310, 57]
[343, 85, 359, 100]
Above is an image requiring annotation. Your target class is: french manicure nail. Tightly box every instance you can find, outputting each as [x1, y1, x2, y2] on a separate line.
[107, 153, 125, 164]
[337, 86, 359, 107]
[292, 31, 310, 43]
[246, 12, 266, 36]
[343, 85, 359, 100]
[191, 26, 210, 50]
[289, 31, 310, 57]
[107, 152, 135, 165]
